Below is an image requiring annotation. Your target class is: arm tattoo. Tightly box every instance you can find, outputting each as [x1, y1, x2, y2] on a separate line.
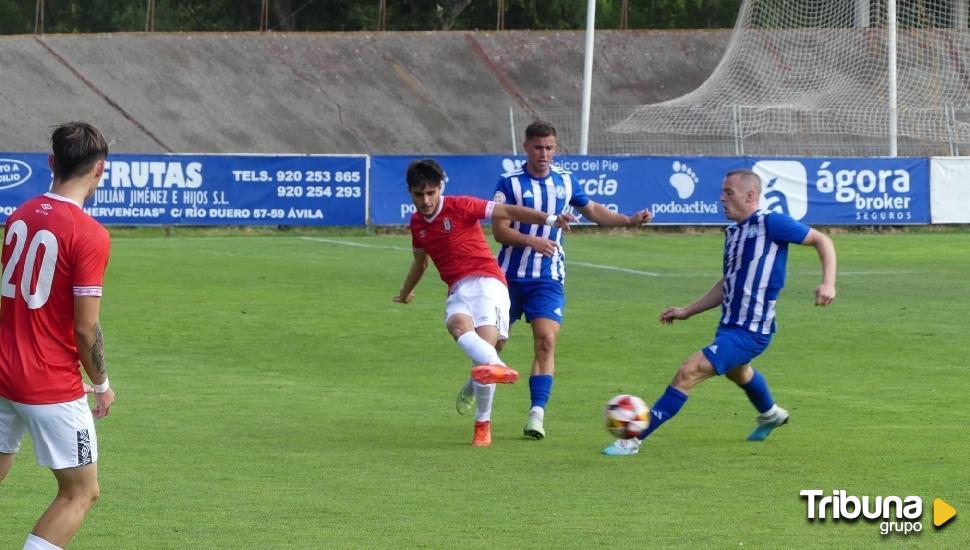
[91, 322, 106, 375]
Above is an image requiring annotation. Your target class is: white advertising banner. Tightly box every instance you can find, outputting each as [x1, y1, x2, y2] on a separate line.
[930, 158, 970, 223]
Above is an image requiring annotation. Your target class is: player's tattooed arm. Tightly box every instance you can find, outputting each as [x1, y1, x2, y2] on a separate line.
[75, 296, 108, 384]
[91, 322, 106, 376]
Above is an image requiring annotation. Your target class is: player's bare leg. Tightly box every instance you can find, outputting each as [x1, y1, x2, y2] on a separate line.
[31, 463, 99, 548]
[725, 363, 754, 385]
[529, 318, 559, 377]
[0, 452, 16, 482]
[670, 352, 717, 393]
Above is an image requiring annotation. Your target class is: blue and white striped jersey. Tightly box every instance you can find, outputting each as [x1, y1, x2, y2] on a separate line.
[493, 165, 591, 282]
[720, 209, 810, 335]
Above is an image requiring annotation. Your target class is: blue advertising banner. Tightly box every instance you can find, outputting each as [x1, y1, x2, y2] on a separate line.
[370, 156, 508, 224]
[370, 154, 743, 225]
[370, 155, 930, 225]
[748, 157, 929, 224]
[2, 153, 928, 226]
[0, 153, 367, 226]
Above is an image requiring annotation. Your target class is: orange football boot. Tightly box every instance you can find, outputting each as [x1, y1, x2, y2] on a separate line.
[471, 364, 519, 385]
[472, 421, 492, 447]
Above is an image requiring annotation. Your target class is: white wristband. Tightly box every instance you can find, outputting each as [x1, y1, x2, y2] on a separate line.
[93, 378, 110, 393]
[544, 214, 558, 226]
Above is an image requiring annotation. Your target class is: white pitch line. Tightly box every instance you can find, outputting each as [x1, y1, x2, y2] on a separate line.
[569, 261, 661, 277]
[300, 236, 411, 251]
[299, 237, 912, 277]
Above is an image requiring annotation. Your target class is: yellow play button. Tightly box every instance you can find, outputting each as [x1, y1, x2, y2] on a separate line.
[933, 498, 957, 528]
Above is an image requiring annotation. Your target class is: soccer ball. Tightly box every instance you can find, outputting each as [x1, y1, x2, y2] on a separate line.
[604, 394, 650, 439]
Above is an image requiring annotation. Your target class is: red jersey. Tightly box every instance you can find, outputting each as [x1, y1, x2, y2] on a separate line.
[0, 193, 110, 405]
[410, 195, 506, 291]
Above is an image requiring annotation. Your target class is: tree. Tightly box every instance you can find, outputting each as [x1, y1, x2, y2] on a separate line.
[0, 0, 31, 34]
[0, 0, 745, 35]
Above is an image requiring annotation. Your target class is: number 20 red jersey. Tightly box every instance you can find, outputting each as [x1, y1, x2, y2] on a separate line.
[0, 193, 110, 405]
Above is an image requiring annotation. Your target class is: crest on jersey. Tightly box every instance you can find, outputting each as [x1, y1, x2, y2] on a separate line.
[493, 191, 506, 204]
[443, 218, 452, 232]
[555, 185, 566, 199]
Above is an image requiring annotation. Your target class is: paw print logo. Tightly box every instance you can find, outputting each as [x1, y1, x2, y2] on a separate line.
[502, 158, 525, 174]
[669, 161, 698, 199]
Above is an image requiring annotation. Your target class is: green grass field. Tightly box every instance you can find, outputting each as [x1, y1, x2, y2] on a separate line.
[2, 229, 968, 548]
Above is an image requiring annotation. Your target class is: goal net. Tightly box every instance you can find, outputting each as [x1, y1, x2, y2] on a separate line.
[602, 0, 970, 156]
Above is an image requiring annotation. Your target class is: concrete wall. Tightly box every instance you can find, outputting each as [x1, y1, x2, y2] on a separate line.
[0, 31, 728, 154]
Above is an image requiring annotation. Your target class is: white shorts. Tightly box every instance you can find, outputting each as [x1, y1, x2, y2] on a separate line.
[445, 276, 511, 340]
[0, 396, 98, 469]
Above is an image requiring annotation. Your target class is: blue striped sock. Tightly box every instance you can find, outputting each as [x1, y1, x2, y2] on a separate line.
[529, 375, 554, 409]
[638, 385, 688, 440]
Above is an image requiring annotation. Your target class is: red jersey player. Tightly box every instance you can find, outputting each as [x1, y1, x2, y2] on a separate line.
[392, 159, 573, 447]
[0, 122, 115, 550]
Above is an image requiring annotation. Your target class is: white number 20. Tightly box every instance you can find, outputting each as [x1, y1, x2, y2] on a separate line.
[1, 220, 59, 309]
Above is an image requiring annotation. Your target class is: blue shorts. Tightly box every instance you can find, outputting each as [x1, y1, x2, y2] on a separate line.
[507, 279, 564, 325]
[701, 325, 773, 375]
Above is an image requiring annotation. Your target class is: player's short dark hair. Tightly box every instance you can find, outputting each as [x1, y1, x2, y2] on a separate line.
[50, 121, 108, 181]
[525, 120, 557, 140]
[725, 169, 761, 186]
[726, 169, 759, 181]
[406, 159, 444, 190]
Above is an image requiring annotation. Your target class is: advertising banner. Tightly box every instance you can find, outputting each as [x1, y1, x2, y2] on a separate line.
[749, 157, 929, 224]
[2, 153, 929, 226]
[929, 157, 970, 223]
[0, 154, 368, 226]
[370, 155, 508, 225]
[371, 155, 930, 225]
